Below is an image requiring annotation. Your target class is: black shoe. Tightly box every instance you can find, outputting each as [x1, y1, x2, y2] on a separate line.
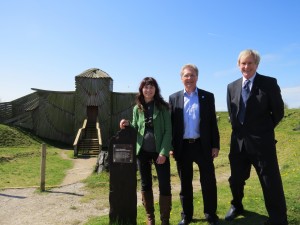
[264, 220, 288, 225]
[178, 219, 191, 225]
[208, 220, 219, 225]
[264, 220, 272, 225]
[224, 205, 244, 221]
[205, 213, 219, 225]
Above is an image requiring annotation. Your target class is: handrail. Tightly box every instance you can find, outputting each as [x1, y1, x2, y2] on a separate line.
[96, 117, 102, 152]
[73, 118, 87, 156]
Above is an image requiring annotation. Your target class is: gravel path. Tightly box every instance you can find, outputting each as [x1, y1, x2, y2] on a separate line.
[0, 153, 105, 225]
[0, 150, 225, 225]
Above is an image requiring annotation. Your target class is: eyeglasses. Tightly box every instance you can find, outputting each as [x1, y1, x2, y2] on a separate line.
[182, 74, 197, 79]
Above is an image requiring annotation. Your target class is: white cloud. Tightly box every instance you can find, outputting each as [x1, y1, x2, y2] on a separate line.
[281, 86, 300, 109]
[208, 32, 219, 37]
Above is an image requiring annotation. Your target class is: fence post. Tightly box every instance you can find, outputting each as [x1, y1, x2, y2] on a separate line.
[40, 143, 46, 191]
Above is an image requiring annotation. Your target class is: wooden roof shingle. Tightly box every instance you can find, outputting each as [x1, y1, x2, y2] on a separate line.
[75, 68, 112, 79]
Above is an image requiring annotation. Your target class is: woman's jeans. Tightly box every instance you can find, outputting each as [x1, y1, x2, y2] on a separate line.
[137, 150, 171, 196]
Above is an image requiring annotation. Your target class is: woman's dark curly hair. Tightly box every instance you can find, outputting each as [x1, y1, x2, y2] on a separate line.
[136, 77, 169, 111]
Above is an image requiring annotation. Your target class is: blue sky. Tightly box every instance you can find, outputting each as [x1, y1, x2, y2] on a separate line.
[1, 0, 299, 111]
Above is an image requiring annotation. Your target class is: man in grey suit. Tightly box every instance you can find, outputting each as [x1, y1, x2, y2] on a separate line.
[169, 64, 220, 225]
[225, 49, 288, 225]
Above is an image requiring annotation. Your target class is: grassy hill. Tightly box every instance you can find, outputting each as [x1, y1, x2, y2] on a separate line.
[0, 124, 43, 147]
[0, 124, 73, 188]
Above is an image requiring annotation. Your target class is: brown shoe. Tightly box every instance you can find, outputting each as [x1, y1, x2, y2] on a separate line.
[159, 195, 172, 225]
[141, 191, 155, 225]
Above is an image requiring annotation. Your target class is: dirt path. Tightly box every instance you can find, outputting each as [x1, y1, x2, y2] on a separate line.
[0, 150, 228, 225]
[0, 151, 103, 225]
[60, 152, 97, 186]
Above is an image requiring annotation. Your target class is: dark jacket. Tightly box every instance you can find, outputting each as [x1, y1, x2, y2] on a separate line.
[227, 73, 284, 154]
[169, 88, 220, 161]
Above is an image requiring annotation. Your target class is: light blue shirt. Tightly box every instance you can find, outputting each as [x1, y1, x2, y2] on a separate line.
[183, 88, 200, 139]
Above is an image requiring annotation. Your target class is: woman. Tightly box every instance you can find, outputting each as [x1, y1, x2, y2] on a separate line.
[120, 77, 172, 225]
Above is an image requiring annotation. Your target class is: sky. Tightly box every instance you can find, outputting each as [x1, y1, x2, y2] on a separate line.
[0, 0, 300, 111]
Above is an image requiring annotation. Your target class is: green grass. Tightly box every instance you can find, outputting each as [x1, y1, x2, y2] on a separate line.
[84, 109, 300, 225]
[0, 125, 42, 146]
[0, 109, 299, 224]
[0, 124, 73, 189]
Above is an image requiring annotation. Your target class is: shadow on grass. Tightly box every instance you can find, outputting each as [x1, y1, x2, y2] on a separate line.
[217, 210, 268, 224]
[184, 210, 268, 224]
[14, 126, 74, 150]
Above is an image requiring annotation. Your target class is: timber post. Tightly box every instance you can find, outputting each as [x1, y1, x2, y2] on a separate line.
[40, 143, 46, 191]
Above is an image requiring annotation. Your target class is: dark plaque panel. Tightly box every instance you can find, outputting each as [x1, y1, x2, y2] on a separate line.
[113, 144, 133, 163]
[109, 127, 137, 225]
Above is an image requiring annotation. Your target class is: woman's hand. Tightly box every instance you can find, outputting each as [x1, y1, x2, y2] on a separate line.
[156, 154, 166, 164]
[120, 119, 129, 129]
[212, 148, 219, 159]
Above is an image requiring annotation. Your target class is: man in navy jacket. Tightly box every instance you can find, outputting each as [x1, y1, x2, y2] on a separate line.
[169, 64, 220, 225]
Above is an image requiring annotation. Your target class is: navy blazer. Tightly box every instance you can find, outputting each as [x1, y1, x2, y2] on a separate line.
[169, 88, 220, 161]
[227, 73, 284, 154]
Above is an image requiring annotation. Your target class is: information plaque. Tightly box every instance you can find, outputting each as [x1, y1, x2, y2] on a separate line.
[109, 127, 137, 225]
[113, 144, 133, 163]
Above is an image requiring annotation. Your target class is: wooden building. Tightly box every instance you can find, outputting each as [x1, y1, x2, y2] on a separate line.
[0, 68, 136, 156]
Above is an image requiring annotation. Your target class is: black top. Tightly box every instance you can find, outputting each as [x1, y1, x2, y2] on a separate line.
[141, 101, 156, 152]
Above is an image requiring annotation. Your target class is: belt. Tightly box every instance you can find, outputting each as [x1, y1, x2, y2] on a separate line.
[183, 138, 200, 144]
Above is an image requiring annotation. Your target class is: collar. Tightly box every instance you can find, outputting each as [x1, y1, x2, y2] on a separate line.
[184, 87, 198, 96]
[243, 72, 257, 84]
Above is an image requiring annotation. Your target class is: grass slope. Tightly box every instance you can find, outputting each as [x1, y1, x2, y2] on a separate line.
[0, 124, 73, 189]
[0, 125, 43, 147]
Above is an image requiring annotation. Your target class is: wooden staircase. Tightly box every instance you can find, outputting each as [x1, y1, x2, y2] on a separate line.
[77, 120, 100, 155]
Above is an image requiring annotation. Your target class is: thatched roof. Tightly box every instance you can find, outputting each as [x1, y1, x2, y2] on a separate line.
[75, 68, 112, 79]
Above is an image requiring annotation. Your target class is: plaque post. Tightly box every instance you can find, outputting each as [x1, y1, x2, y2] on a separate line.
[109, 126, 137, 225]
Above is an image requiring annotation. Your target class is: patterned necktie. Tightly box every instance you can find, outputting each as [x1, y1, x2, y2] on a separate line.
[238, 80, 251, 123]
[242, 80, 251, 105]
